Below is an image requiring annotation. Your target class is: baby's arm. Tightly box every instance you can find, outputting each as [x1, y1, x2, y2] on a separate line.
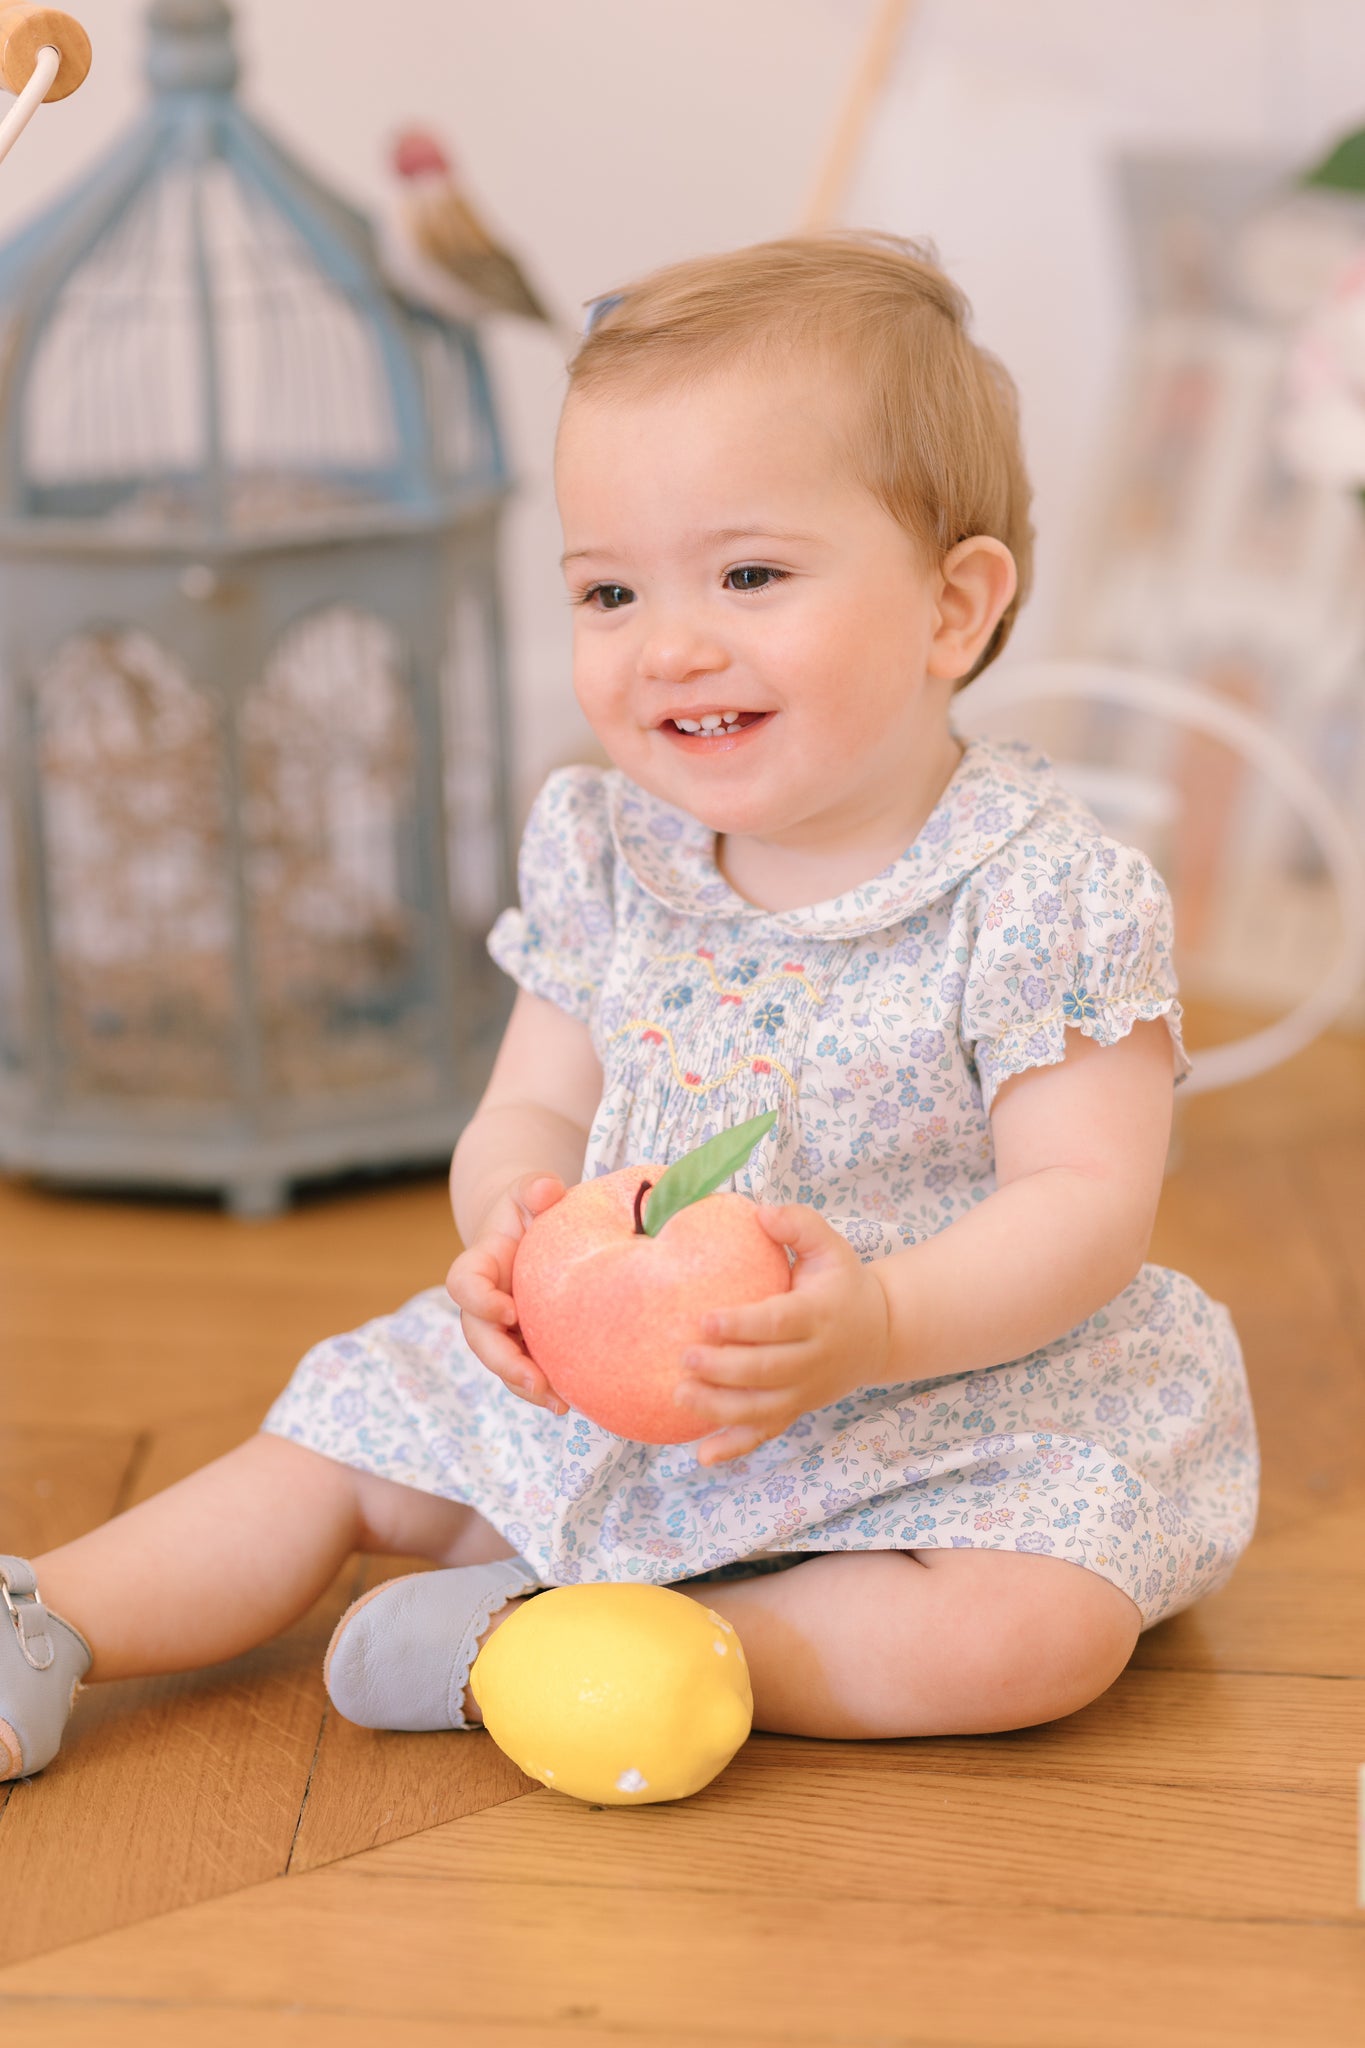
[678, 1019, 1176, 1463]
[446, 989, 604, 1409]
[449, 987, 603, 1243]
[876, 1017, 1175, 1380]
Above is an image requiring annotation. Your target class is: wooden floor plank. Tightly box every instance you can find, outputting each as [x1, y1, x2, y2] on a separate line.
[1301, 1132, 1365, 1341]
[371, 1752, 1360, 1923]
[6, 1660, 1356, 1971]
[1, 1848, 1360, 2048]
[0, 2017, 654, 2048]
[287, 1711, 536, 1876]
[0, 1425, 142, 1559]
[1130, 1566, 1365, 1675]
[753, 1670, 1365, 1792]
[1170, 1007, 1365, 1154]
[1149, 1140, 1365, 1541]
[0, 1176, 458, 1433]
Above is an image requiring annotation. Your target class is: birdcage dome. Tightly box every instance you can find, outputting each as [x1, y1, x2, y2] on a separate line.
[0, 0, 506, 547]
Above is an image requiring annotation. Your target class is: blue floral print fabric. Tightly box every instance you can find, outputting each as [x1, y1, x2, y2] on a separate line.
[263, 737, 1259, 1627]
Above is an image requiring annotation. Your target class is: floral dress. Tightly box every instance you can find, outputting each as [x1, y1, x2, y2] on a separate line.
[262, 735, 1259, 1628]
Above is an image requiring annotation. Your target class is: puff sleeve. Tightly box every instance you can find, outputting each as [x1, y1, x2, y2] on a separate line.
[958, 834, 1193, 1115]
[485, 766, 617, 1026]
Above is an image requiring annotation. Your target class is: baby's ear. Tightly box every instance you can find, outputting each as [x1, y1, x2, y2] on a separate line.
[927, 537, 1017, 683]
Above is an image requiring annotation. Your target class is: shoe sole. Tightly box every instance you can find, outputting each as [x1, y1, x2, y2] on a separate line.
[0, 1714, 23, 1780]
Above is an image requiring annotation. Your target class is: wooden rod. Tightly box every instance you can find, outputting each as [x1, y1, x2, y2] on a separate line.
[799, 0, 916, 234]
[0, 5, 91, 102]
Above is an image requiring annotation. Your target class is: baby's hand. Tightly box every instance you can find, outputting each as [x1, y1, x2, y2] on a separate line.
[673, 1204, 891, 1466]
[446, 1174, 570, 1415]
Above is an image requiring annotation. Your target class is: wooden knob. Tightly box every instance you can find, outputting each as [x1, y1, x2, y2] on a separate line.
[0, 5, 91, 101]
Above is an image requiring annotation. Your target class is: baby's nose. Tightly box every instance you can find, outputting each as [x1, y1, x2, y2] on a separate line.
[637, 616, 729, 686]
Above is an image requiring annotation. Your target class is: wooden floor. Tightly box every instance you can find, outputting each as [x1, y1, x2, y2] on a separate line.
[1, 1000, 1362, 2045]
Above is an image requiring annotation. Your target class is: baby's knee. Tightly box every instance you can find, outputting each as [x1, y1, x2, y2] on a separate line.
[911, 1546, 1142, 1731]
[351, 1469, 508, 1567]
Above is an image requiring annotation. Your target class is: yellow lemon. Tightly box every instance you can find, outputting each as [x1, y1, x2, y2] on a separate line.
[469, 1583, 753, 1805]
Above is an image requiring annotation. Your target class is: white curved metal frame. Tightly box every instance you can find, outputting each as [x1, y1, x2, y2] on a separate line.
[956, 658, 1365, 1096]
[0, 41, 59, 167]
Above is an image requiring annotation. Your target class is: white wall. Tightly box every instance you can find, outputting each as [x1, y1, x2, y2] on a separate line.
[4, 0, 1365, 804]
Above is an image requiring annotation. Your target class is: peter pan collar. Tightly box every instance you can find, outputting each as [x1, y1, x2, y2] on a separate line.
[606, 734, 1057, 936]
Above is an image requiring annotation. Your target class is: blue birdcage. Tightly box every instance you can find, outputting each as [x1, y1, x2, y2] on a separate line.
[0, 0, 517, 1212]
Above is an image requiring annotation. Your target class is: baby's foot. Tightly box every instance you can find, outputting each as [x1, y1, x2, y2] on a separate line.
[324, 1556, 542, 1732]
[1, 1557, 92, 1780]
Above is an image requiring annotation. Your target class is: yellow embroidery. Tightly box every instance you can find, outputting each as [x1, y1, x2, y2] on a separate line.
[649, 948, 822, 1005]
[608, 1016, 800, 1099]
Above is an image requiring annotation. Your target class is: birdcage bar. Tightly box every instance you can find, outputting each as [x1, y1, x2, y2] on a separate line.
[462, 515, 517, 916]
[189, 127, 227, 532]
[231, 124, 441, 510]
[0, 139, 161, 518]
[8, 648, 54, 1108]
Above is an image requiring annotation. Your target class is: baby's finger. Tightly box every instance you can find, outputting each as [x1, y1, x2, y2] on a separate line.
[680, 1341, 795, 1388]
[512, 1171, 567, 1219]
[466, 1322, 569, 1417]
[447, 1256, 518, 1325]
[674, 1376, 795, 1424]
[460, 1311, 524, 1374]
[447, 1239, 505, 1290]
[695, 1424, 777, 1468]
[755, 1202, 850, 1271]
[461, 1312, 535, 1382]
[699, 1296, 810, 1347]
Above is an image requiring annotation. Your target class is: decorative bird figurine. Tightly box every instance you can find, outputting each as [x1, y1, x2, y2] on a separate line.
[380, 127, 569, 344]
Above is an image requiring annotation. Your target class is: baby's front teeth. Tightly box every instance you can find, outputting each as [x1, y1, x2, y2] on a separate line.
[671, 712, 743, 733]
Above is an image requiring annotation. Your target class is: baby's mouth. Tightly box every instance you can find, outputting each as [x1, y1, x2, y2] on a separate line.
[662, 711, 770, 740]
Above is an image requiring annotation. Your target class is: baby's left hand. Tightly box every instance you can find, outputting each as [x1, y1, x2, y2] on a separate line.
[675, 1203, 891, 1467]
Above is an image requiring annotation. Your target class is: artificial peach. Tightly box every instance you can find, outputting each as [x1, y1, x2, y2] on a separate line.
[512, 1129, 789, 1444]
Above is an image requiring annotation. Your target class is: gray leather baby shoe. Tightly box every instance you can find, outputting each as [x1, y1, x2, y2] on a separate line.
[0, 1556, 92, 1779]
[324, 1556, 543, 1732]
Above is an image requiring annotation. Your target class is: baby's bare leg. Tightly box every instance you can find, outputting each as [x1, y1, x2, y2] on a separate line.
[31, 1433, 509, 1682]
[676, 1547, 1142, 1740]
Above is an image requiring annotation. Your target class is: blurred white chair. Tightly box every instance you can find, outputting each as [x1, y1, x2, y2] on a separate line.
[955, 658, 1365, 1095]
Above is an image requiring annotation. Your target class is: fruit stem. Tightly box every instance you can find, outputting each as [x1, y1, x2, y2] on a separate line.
[632, 1179, 653, 1235]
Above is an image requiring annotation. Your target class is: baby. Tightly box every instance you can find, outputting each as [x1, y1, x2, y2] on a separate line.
[2, 233, 1259, 1775]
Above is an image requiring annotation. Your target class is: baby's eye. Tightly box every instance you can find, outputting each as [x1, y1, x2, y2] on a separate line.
[725, 565, 789, 593]
[578, 582, 634, 610]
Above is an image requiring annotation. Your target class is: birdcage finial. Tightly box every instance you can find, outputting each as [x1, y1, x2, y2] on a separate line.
[146, 0, 237, 94]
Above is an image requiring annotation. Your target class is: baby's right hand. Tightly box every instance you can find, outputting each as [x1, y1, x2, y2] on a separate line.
[446, 1173, 570, 1414]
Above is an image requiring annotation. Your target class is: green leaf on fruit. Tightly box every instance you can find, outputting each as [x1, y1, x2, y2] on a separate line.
[641, 1110, 777, 1238]
[1303, 127, 1365, 192]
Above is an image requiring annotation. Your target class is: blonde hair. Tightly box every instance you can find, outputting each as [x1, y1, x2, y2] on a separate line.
[566, 231, 1034, 681]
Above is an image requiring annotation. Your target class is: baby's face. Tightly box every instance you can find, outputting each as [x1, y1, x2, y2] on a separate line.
[555, 360, 958, 848]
